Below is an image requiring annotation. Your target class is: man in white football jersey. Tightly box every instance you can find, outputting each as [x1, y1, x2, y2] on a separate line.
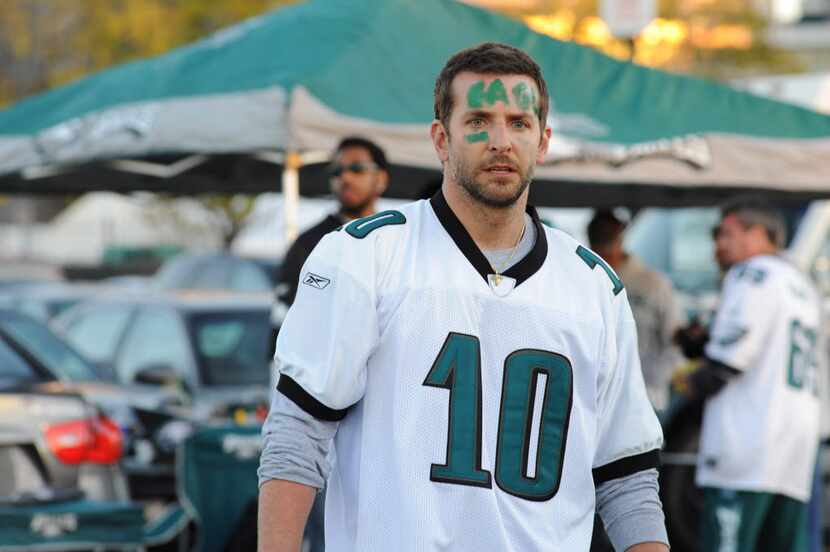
[680, 199, 821, 551]
[258, 42, 668, 552]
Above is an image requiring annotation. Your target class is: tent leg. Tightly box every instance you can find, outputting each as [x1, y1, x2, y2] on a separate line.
[282, 151, 302, 247]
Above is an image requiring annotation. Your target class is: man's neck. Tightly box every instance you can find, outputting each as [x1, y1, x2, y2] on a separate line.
[339, 203, 376, 222]
[442, 181, 528, 250]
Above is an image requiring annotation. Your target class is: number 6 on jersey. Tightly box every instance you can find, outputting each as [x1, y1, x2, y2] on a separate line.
[423, 332, 573, 501]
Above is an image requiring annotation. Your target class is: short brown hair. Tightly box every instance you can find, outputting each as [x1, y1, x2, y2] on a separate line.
[433, 42, 549, 135]
[587, 209, 626, 250]
[720, 197, 786, 248]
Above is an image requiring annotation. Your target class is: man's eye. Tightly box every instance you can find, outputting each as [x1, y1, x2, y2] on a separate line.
[469, 118, 484, 128]
[511, 120, 530, 129]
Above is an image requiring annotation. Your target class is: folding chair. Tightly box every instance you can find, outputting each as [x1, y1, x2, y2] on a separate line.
[0, 498, 145, 551]
[176, 424, 262, 552]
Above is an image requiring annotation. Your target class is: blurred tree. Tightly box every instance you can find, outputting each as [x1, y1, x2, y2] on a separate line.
[501, 0, 803, 78]
[143, 194, 256, 248]
[0, 0, 298, 107]
[0, 0, 296, 249]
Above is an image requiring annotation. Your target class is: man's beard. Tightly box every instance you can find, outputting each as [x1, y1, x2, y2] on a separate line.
[449, 152, 533, 209]
[338, 195, 374, 218]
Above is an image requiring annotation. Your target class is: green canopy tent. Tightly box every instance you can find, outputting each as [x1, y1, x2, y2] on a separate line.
[1, 0, 830, 211]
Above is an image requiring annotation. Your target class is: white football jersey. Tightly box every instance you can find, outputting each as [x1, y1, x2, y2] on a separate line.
[698, 254, 822, 501]
[276, 193, 663, 551]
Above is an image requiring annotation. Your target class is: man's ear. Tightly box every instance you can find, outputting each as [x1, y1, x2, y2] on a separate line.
[376, 170, 389, 196]
[431, 120, 450, 164]
[537, 126, 552, 164]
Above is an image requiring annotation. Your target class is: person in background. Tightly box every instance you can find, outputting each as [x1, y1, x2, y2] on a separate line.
[588, 209, 683, 411]
[676, 199, 822, 551]
[266, 136, 389, 552]
[270, 136, 390, 333]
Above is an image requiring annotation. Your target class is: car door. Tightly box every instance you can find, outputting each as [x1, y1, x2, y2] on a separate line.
[57, 304, 136, 381]
[114, 306, 198, 390]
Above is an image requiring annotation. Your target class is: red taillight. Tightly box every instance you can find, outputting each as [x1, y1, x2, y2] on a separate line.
[86, 415, 123, 464]
[44, 420, 94, 465]
[44, 415, 123, 465]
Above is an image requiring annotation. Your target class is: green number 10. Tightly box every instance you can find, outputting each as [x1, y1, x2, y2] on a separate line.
[423, 333, 573, 502]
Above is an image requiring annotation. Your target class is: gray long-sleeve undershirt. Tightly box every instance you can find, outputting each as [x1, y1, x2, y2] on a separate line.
[258, 392, 668, 550]
[259, 216, 668, 549]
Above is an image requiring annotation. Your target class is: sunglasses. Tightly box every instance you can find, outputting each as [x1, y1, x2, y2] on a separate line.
[329, 161, 378, 178]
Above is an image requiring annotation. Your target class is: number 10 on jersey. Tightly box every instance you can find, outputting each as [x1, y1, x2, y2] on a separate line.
[423, 332, 573, 502]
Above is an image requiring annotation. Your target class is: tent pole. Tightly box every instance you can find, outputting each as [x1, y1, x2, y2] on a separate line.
[282, 150, 302, 246]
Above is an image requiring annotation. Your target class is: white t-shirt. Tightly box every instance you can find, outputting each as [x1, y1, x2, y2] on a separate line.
[275, 193, 663, 551]
[698, 254, 822, 502]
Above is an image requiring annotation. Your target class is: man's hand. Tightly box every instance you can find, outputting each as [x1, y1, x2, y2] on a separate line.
[674, 321, 709, 359]
[258, 479, 316, 552]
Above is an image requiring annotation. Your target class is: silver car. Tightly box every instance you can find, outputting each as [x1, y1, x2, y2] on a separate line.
[0, 335, 128, 503]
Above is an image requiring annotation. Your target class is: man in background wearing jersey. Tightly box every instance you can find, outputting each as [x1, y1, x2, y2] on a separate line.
[258, 43, 668, 551]
[678, 199, 821, 551]
[588, 209, 684, 412]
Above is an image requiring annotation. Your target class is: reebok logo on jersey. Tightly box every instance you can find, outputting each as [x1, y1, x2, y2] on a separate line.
[303, 272, 331, 290]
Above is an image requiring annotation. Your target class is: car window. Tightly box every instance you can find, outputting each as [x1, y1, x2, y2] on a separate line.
[229, 263, 272, 292]
[63, 306, 133, 369]
[16, 300, 50, 322]
[0, 315, 99, 382]
[625, 208, 721, 294]
[189, 310, 270, 386]
[627, 206, 809, 296]
[153, 256, 203, 290]
[191, 261, 231, 289]
[0, 337, 44, 385]
[117, 307, 193, 385]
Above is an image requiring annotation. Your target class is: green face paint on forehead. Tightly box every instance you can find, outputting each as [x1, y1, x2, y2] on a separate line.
[465, 131, 489, 143]
[467, 79, 509, 109]
[511, 82, 539, 116]
[512, 82, 536, 111]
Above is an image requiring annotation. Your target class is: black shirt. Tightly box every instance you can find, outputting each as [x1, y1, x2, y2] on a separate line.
[277, 214, 344, 308]
[268, 214, 343, 359]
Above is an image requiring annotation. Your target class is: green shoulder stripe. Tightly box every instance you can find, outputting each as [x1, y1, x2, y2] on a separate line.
[575, 246, 624, 296]
[344, 210, 406, 239]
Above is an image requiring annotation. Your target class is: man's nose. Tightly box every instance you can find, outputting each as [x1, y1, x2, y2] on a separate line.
[488, 123, 512, 153]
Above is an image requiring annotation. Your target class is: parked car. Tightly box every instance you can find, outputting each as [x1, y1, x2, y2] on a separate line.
[0, 281, 110, 323]
[54, 292, 273, 500]
[152, 252, 278, 293]
[0, 332, 127, 503]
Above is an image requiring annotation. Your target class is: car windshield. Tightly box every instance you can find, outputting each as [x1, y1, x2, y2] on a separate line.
[188, 310, 271, 386]
[625, 206, 808, 295]
[155, 255, 273, 292]
[0, 314, 100, 381]
[0, 336, 46, 387]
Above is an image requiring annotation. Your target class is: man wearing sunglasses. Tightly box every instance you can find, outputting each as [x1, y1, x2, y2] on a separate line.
[271, 137, 389, 324]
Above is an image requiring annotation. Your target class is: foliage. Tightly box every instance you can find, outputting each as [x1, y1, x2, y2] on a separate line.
[0, 0, 298, 107]
[511, 0, 803, 78]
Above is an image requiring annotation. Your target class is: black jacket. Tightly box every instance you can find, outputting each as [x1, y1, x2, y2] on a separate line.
[268, 214, 343, 359]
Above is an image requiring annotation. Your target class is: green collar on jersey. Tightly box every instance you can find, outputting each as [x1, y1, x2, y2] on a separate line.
[429, 190, 548, 287]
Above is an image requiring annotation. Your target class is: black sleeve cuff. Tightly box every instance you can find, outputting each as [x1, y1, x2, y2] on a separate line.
[277, 375, 349, 421]
[593, 449, 661, 486]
